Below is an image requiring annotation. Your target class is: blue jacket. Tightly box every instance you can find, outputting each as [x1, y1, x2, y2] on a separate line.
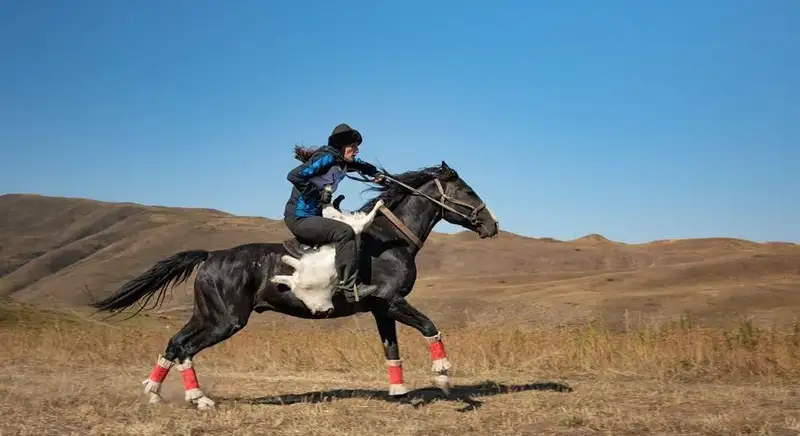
[283, 146, 379, 218]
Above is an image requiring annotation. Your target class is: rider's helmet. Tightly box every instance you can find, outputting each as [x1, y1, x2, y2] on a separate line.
[328, 123, 363, 150]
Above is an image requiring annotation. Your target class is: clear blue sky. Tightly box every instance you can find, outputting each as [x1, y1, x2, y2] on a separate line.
[1, 0, 797, 243]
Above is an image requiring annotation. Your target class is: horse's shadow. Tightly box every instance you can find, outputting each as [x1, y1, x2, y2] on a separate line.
[220, 380, 573, 412]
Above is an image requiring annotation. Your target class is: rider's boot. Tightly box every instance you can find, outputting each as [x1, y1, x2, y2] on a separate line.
[336, 269, 379, 302]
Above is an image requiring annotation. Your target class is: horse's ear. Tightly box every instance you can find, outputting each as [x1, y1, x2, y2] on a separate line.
[440, 160, 457, 179]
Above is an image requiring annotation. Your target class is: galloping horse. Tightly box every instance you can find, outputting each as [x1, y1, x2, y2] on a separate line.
[90, 160, 499, 410]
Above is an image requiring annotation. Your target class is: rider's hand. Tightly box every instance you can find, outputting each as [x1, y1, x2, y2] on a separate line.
[320, 185, 333, 203]
[373, 172, 387, 185]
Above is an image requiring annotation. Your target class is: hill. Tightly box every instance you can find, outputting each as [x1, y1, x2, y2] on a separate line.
[1, 193, 799, 329]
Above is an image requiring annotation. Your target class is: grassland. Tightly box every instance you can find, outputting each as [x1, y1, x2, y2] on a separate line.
[1, 302, 798, 435]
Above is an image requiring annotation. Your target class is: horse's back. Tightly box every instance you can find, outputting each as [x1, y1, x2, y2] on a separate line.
[208, 241, 287, 259]
[196, 241, 289, 282]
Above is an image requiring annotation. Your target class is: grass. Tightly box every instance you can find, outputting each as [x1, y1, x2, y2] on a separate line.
[1, 303, 799, 435]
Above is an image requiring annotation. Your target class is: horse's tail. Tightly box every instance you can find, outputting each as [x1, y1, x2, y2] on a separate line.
[89, 249, 210, 316]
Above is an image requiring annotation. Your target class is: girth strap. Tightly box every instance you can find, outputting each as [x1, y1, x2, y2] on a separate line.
[378, 205, 423, 249]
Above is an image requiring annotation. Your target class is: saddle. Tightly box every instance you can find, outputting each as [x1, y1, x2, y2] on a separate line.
[282, 237, 322, 258]
[282, 234, 369, 259]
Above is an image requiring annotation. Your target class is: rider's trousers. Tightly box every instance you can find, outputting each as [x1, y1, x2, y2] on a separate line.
[283, 215, 357, 282]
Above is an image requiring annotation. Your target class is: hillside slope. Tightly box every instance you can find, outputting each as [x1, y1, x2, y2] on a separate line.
[1, 193, 798, 328]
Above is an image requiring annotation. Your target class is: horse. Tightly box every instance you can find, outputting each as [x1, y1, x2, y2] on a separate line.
[89, 160, 499, 410]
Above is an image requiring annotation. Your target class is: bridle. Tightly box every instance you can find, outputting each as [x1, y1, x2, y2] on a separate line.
[348, 172, 488, 249]
[386, 175, 487, 226]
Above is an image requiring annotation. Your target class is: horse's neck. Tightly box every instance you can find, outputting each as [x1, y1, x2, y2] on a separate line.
[384, 183, 441, 253]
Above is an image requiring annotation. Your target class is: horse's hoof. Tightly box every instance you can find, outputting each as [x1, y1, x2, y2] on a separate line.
[196, 396, 216, 410]
[148, 393, 165, 404]
[433, 374, 452, 395]
[389, 383, 410, 396]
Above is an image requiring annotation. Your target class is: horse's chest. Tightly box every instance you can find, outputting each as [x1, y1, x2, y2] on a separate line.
[373, 253, 417, 289]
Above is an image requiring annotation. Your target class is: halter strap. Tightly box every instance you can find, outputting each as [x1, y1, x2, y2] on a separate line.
[344, 171, 486, 249]
[375, 174, 486, 249]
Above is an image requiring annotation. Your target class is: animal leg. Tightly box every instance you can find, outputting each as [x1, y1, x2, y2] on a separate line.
[387, 297, 452, 394]
[372, 308, 409, 396]
[281, 255, 301, 269]
[140, 355, 175, 405]
[350, 199, 385, 234]
[270, 274, 295, 287]
[154, 277, 253, 410]
[141, 316, 208, 406]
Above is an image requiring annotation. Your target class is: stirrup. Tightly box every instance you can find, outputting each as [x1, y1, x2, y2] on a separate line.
[336, 282, 379, 302]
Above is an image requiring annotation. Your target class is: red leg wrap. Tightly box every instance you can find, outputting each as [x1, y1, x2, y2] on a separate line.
[148, 363, 170, 383]
[429, 340, 447, 361]
[387, 365, 404, 385]
[180, 367, 200, 390]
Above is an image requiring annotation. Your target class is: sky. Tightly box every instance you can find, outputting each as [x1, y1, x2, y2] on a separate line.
[1, 0, 798, 243]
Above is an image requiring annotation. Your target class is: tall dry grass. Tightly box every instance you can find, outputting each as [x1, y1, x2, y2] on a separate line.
[2, 304, 799, 435]
[1, 304, 798, 382]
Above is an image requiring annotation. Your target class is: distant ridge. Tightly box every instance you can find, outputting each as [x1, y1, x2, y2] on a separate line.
[571, 233, 616, 245]
[2, 192, 799, 331]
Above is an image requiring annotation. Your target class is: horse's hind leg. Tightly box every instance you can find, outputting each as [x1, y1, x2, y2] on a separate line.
[142, 272, 254, 410]
[386, 297, 452, 394]
[372, 308, 410, 396]
[141, 316, 205, 405]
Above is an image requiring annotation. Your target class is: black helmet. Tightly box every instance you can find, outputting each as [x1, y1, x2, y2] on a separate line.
[328, 123, 363, 149]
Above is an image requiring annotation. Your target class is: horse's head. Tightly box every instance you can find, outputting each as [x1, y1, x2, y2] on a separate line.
[359, 161, 499, 240]
[424, 161, 499, 239]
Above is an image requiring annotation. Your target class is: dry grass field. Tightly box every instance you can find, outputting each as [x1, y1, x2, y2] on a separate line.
[1, 303, 798, 435]
[1, 193, 799, 435]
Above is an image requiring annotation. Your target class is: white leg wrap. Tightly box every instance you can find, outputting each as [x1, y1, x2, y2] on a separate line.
[424, 333, 453, 394]
[431, 357, 452, 373]
[386, 359, 410, 396]
[425, 333, 453, 373]
[389, 384, 410, 396]
[177, 359, 216, 410]
[142, 355, 174, 404]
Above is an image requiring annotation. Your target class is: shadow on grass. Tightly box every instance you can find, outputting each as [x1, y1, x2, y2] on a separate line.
[220, 380, 573, 412]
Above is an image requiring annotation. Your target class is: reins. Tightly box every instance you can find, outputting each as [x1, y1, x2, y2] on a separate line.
[382, 175, 486, 224]
[345, 171, 487, 249]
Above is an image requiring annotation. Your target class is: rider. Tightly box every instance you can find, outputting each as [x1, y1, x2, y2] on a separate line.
[283, 123, 386, 301]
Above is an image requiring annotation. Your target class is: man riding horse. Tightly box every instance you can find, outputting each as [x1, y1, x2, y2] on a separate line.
[283, 123, 387, 301]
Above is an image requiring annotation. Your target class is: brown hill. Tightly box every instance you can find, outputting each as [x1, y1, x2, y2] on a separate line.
[1, 193, 798, 329]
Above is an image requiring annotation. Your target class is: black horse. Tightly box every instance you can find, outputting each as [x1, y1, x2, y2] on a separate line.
[90, 160, 499, 410]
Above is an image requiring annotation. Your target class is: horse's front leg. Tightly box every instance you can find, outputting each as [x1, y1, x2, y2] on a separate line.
[386, 297, 452, 394]
[371, 308, 410, 396]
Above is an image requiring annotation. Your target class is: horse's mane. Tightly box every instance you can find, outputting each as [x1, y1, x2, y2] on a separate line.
[358, 163, 459, 212]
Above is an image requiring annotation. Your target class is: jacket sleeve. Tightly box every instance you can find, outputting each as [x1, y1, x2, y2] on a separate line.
[287, 152, 336, 192]
[347, 157, 379, 177]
